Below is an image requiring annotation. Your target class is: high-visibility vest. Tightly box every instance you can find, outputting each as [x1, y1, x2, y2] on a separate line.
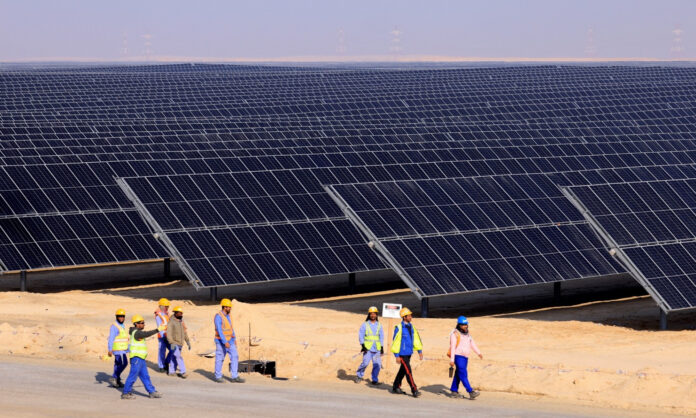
[129, 330, 148, 359]
[214, 312, 234, 341]
[391, 323, 423, 354]
[363, 321, 383, 351]
[112, 322, 129, 352]
[447, 330, 463, 357]
[155, 310, 168, 339]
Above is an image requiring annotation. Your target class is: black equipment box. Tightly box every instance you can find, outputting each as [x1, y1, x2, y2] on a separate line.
[238, 360, 276, 378]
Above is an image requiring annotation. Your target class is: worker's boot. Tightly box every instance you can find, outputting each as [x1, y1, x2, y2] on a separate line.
[121, 393, 135, 400]
[108, 377, 117, 387]
[447, 391, 463, 399]
[178, 373, 188, 379]
[158, 368, 166, 373]
[214, 377, 225, 383]
[468, 390, 480, 399]
[149, 391, 163, 399]
[391, 387, 405, 395]
[230, 376, 245, 383]
[117, 379, 124, 388]
[413, 390, 422, 398]
[353, 376, 362, 383]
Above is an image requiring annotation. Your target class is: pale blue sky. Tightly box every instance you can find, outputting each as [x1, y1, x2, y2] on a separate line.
[0, 0, 693, 60]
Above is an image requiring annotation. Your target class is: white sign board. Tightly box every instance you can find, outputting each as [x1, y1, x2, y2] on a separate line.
[382, 303, 402, 319]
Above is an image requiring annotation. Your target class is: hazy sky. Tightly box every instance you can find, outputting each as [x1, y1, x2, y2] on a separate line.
[0, 0, 694, 60]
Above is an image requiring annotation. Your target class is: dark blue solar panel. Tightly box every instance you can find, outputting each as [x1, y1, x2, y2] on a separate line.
[565, 178, 696, 311]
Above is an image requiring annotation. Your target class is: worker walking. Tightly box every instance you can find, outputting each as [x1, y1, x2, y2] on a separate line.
[355, 306, 384, 385]
[166, 306, 191, 378]
[121, 315, 166, 399]
[214, 298, 245, 383]
[448, 316, 482, 399]
[107, 308, 129, 388]
[155, 298, 172, 373]
[391, 307, 423, 398]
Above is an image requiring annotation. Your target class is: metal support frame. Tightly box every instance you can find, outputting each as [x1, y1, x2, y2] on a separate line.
[553, 282, 561, 300]
[19, 270, 27, 292]
[116, 178, 206, 289]
[324, 185, 427, 300]
[210, 287, 218, 302]
[348, 272, 356, 293]
[164, 257, 171, 278]
[659, 309, 668, 330]
[421, 297, 429, 318]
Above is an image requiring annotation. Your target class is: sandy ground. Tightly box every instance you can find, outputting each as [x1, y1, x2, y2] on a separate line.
[0, 282, 694, 416]
[0, 356, 667, 418]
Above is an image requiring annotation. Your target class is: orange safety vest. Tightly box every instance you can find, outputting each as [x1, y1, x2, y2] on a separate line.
[155, 309, 168, 339]
[214, 311, 234, 341]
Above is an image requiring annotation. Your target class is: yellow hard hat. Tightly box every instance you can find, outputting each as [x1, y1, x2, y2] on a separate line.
[172, 306, 183, 313]
[220, 298, 232, 308]
[400, 307, 413, 318]
[132, 314, 145, 323]
[368, 306, 379, 313]
[115, 308, 126, 316]
[158, 298, 170, 307]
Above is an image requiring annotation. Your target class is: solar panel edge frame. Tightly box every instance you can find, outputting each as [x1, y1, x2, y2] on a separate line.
[324, 184, 428, 299]
[115, 177, 206, 289]
[561, 186, 673, 313]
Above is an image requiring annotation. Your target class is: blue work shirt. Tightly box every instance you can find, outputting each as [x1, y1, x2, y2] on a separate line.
[393, 322, 422, 357]
[155, 311, 168, 338]
[358, 320, 384, 352]
[214, 312, 236, 345]
[107, 322, 128, 352]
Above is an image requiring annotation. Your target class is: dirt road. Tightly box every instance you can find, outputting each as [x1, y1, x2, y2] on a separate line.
[0, 356, 659, 418]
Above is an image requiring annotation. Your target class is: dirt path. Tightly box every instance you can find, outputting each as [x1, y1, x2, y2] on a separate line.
[0, 356, 662, 418]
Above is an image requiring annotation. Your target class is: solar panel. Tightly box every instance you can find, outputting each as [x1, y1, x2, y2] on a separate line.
[117, 176, 384, 288]
[2, 63, 696, 314]
[326, 175, 625, 297]
[564, 177, 696, 312]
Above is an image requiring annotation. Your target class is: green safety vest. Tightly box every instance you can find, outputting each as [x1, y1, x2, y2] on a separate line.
[112, 322, 129, 352]
[129, 329, 148, 359]
[363, 321, 383, 351]
[391, 323, 423, 354]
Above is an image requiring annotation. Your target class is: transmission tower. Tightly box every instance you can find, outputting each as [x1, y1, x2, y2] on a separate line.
[671, 25, 684, 58]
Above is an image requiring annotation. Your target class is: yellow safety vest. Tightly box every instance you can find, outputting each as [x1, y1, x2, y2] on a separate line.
[112, 322, 129, 352]
[363, 321, 383, 351]
[391, 323, 423, 354]
[129, 330, 148, 359]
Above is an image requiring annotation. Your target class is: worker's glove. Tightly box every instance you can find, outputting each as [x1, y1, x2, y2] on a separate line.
[157, 324, 167, 332]
[380, 347, 384, 355]
[361, 344, 367, 353]
[187, 342, 192, 351]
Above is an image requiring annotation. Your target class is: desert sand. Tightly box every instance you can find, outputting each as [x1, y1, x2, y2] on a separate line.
[0, 282, 694, 416]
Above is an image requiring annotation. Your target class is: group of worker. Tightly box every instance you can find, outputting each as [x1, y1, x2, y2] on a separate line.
[107, 297, 244, 400]
[355, 306, 482, 399]
[107, 298, 479, 401]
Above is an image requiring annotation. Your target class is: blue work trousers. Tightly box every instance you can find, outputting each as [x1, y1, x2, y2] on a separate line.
[450, 355, 473, 393]
[168, 345, 186, 374]
[112, 351, 128, 379]
[356, 351, 382, 382]
[214, 339, 239, 379]
[157, 338, 172, 369]
[123, 356, 156, 395]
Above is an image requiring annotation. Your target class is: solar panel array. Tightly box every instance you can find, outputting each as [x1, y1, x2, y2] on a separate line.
[1, 63, 696, 310]
[564, 177, 696, 311]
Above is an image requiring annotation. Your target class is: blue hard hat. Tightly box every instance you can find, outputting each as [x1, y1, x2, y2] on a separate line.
[457, 316, 468, 325]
